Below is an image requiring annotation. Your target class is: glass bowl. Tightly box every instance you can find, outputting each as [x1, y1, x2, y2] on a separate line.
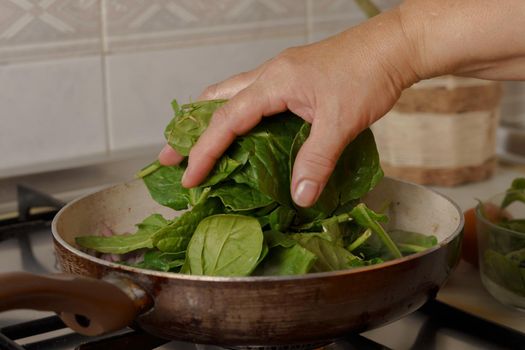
[476, 192, 525, 311]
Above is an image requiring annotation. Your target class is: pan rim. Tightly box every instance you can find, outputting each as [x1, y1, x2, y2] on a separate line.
[51, 177, 464, 282]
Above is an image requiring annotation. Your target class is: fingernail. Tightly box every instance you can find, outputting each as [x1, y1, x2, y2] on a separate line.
[181, 169, 189, 187]
[293, 180, 320, 207]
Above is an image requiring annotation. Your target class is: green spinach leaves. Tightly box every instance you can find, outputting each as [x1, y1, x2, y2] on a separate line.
[75, 99, 437, 276]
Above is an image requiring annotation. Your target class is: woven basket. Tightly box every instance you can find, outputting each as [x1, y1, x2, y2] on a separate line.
[372, 76, 502, 186]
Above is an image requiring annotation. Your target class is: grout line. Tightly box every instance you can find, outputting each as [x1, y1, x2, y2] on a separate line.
[306, 0, 313, 44]
[99, 0, 112, 155]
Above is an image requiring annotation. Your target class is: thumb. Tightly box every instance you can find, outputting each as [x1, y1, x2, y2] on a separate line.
[291, 120, 349, 208]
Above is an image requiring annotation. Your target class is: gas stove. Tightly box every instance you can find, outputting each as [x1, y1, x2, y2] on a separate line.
[0, 181, 524, 350]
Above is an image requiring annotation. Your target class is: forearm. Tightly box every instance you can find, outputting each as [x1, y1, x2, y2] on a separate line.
[399, 0, 525, 81]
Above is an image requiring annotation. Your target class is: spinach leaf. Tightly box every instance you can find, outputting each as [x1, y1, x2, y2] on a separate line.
[268, 206, 296, 232]
[209, 183, 274, 211]
[140, 161, 190, 210]
[164, 99, 227, 156]
[506, 248, 525, 266]
[232, 114, 304, 207]
[140, 157, 240, 210]
[183, 214, 264, 276]
[320, 216, 345, 246]
[199, 155, 242, 188]
[483, 249, 525, 296]
[501, 177, 525, 209]
[153, 198, 223, 252]
[257, 241, 269, 265]
[498, 219, 525, 234]
[254, 230, 318, 275]
[292, 233, 361, 272]
[264, 230, 297, 248]
[134, 250, 185, 272]
[488, 224, 525, 255]
[337, 129, 384, 204]
[136, 213, 169, 232]
[76, 214, 168, 254]
[388, 229, 438, 255]
[256, 244, 317, 276]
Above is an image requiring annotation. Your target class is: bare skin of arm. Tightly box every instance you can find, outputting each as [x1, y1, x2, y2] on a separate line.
[159, 0, 525, 207]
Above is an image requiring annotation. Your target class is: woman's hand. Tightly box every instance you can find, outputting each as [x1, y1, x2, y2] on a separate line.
[159, 0, 525, 207]
[160, 8, 419, 207]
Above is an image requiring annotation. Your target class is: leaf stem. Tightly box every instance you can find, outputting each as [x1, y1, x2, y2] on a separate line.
[350, 204, 402, 259]
[397, 243, 427, 254]
[336, 213, 352, 224]
[347, 229, 372, 252]
[136, 162, 162, 178]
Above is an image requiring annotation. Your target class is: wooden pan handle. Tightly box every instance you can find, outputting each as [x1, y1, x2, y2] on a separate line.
[0, 272, 152, 336]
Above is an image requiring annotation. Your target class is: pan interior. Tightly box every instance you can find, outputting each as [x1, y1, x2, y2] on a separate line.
[52, 177, 462, 273]
[363, 178, 462, 244]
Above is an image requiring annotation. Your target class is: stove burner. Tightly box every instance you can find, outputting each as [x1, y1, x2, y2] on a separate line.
[228, 335, 391, 350]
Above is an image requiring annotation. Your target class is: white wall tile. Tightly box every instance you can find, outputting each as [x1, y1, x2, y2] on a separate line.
[106, 36, 306, 151]
[0, 0, 102, 64]
[103, 0, 307, 53]
[0, 56, 107, 177]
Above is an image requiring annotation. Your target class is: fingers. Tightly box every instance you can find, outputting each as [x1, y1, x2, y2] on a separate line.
[199, 70, 260, 100]
[158, 144, 184, 166]
[291, 119, 350, 207]
[182, 84, 286, 188]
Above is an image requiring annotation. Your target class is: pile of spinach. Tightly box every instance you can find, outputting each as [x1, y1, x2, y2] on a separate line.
[481, 178, 525, 296]
[76, 100, 437, 276]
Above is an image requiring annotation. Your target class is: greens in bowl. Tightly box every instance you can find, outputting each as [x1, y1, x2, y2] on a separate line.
[76, 100, 437, 276]
[476, 177, 525, 308]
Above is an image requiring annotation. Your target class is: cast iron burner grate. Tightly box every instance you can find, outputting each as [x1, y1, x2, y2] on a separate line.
[0, 314, 393, 350]
[0, 185, 64, 241]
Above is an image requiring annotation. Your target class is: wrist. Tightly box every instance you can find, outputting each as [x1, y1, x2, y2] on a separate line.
[340, 8, 423, 91]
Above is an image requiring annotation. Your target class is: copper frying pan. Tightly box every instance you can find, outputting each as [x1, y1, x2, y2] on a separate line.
[0, 177, 463, 346]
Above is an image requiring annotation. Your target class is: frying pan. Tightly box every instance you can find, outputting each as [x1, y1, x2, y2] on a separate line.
[0, 177, 463, 346]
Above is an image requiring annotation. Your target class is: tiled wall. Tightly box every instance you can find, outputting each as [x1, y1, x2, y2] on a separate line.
[0, 0, 523, 178]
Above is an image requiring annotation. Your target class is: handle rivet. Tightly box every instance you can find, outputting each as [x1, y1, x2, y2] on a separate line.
[75, 314, 91, 328]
